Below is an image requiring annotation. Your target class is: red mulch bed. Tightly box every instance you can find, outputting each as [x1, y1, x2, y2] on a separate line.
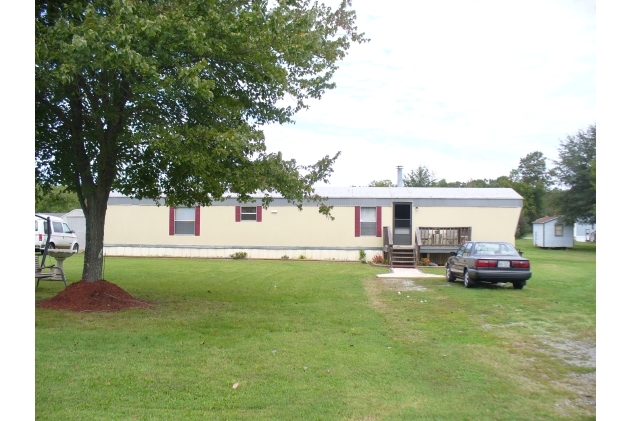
[37, 280, 150, 312]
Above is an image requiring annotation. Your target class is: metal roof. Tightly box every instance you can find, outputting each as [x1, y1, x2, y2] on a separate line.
[64, 209, 85, 217]
[109, 187, 522, 200]
[310, 187, 521, 200]
[532, 216, 560, 224]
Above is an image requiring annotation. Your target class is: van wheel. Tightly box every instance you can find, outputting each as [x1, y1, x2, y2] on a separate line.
[48, 242, 56, 250]
[73, 243, 79, 252]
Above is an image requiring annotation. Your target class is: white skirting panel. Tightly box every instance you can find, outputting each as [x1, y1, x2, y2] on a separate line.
[103, 246, 382, 262]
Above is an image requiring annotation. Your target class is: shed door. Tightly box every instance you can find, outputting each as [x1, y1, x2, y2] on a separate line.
[393, 202, 412, 245]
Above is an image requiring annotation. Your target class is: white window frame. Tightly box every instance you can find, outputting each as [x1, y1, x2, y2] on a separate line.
[554, 223, 564, 237]
[174, 207, 196, 235]
[240, 206, 257, 221]
[360, 207, 377, 236]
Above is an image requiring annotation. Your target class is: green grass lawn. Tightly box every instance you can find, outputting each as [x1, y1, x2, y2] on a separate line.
[35, 239, 595, 420]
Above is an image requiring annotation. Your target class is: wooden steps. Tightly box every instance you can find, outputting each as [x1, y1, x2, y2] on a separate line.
[390, 246, 416, 268]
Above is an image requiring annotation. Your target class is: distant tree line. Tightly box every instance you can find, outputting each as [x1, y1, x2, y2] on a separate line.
[368, 125, 596, 237]
[38, 125, 595, 237]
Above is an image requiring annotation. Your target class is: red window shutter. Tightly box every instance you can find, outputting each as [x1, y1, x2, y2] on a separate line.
[235, 206, 241, 222]
[169, 206, 175, 235]
[195, 206, 201, 236]
[256, 206, 262, 222]
[355, 206, 360, 237]
[376, 206, 382, 237]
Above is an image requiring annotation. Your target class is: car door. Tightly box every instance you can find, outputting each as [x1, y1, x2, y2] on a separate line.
[451, 242, 469, 275]
[51, 220, 68, 248]
[62, 223, 76, 248]
[453, 242, 473, 274]
[35, 220, 42, 250]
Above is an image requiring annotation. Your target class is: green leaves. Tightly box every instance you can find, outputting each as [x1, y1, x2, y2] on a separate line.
[551, 125, 596, 224]
[403, 165, 437, 187]
[36, 0, 365, 204]
[36, 0, 364, 279]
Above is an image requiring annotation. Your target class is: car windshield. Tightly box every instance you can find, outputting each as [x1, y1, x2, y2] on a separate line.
[472, 242, 519, 256]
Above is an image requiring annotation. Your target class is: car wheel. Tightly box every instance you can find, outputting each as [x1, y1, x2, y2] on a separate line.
[513, 281, 525, 290]
[73, 243, 79, 252]
[446, 265, 456, 282]
[48, 242, 56, 250]
[463, 270, 474, 288]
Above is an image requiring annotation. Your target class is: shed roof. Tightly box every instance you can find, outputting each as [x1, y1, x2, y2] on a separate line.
[64, 209, 85, 218]
[532, 216, 560, 224]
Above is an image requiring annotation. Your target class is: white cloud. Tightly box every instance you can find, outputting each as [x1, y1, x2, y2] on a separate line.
[263, 0, 595, 186]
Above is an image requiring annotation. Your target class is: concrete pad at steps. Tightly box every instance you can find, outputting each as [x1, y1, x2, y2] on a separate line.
[376, 268, 444, 278]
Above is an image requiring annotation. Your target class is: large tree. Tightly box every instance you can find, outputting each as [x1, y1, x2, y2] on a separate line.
[403, 165, 437, 187]
[509, 151, 551, 188]
[36, 0, 366, 281]
[551, 125, 596, 224]
[509, 151, 550, 227]
[368, 179, 394, 187]
[36, 184, 82, 213]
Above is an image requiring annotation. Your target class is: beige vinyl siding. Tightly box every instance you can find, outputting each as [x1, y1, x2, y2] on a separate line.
[414, 206, 521, 244]
[103, 202, 520, 259]
[105, 205, 392, 248]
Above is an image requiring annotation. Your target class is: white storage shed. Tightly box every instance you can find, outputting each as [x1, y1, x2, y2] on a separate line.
[532, 216, 574, 249]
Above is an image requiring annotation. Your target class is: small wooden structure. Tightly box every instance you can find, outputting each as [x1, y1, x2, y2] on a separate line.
[383, 226, 471, 268]
[35, 255, 66, 287]
[35, 214, 67, 287]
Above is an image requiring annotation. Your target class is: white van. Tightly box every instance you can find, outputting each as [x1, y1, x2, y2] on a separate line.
[35, 214, 79, 252]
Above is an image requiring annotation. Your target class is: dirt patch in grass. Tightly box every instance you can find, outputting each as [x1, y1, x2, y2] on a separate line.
[540, 337, 596, 413]
[540, 338, 596, 368]
[376, 278, 427, 292]
[37, 280, 150, 312]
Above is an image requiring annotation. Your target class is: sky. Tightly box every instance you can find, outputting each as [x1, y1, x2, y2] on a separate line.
[5, 2, 630, 417]
[263, 0, 596, 187]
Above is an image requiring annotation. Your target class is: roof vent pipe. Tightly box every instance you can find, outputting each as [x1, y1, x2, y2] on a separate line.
[396, 166, 403, 187]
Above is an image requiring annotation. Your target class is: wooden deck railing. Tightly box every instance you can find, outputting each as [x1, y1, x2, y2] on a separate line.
[383, 226, 393, 267]
[414, 227, 421, 264]
[417, 227, 471, 247]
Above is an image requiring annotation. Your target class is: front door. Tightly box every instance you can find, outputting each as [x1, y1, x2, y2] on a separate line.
[393, 202, 412, 245]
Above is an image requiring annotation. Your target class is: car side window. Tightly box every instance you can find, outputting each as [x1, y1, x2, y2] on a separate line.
[35, 221, 38, 231]
[463, 243, 473, 257]
[455, 244, 466, 257]
[53, 221, 63, 233]
[63, 223, 73, 233]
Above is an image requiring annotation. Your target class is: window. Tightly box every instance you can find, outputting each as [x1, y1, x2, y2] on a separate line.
[354, 206, 382, 237]
[52, 221, 63, 233]
[169, 206, 200, 236]
[361, 207, 376, 236]
[241, 207, 257, 221]
[235, 206, 262, 222]
[63, 223, 73, 234]
[555, 223, 563, 236]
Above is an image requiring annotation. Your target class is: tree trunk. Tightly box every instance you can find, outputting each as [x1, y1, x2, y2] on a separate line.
[82, 192, 110, 281]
